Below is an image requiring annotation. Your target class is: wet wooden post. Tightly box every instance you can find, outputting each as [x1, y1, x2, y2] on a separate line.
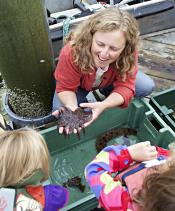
[0, 0, 55, 118]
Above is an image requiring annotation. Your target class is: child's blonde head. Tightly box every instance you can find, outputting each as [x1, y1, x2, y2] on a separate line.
[0, 128, 49, 187]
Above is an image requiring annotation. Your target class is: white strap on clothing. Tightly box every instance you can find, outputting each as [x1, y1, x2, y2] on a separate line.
[143, 158, 167, 168]
[0, 188, 16, 210]
[93, 65, 109, 88]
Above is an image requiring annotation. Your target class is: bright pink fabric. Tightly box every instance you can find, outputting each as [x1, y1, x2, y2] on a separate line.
[85, 145, 170, 211]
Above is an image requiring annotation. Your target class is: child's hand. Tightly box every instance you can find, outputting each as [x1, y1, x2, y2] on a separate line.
[128, 141, 158, 162]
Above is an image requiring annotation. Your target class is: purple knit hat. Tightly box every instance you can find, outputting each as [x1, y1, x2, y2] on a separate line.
[44, 184, 69, 211]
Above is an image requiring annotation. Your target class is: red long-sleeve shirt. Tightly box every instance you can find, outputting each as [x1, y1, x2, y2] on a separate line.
[54, 44, 138, 107]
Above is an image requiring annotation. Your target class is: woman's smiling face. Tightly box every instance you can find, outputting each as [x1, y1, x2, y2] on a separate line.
[91, 30, 126, 69]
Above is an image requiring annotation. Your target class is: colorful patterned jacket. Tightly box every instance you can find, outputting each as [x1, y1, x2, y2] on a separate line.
[85, 145, 169, 211]
[0, 171, 69, 211]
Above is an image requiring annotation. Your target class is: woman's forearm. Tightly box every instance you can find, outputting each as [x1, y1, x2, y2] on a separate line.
[101, 92, 124, 110]
[58, 91, 78, 110]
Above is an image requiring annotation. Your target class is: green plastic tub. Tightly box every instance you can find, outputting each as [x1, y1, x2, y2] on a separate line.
[40, 98, 175, 211]
[150, 87, 175, 131]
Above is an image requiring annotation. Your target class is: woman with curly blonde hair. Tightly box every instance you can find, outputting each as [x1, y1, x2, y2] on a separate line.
[53, 7, 155, 134]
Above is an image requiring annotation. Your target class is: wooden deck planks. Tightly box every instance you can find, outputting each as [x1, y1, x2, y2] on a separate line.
[139, 28, 175, 95]
[150, 76, 175, 92]
[138, 55, 175, 80]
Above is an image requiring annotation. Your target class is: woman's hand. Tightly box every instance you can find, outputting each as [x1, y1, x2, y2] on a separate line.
[80, 92, 125, 127]
[128, 141, 158, 162]
[52, 105, 78, 134]
[79, 101, 106, 127]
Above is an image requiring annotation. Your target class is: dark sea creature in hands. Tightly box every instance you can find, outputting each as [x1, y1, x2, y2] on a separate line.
[57, 106, 92, 138]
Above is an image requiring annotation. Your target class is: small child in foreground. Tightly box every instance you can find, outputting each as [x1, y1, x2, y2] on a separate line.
[0, 128, 69, 210]
[85, 141, 175, 211]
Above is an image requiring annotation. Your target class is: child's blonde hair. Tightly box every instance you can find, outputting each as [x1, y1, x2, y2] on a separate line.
[0, 128, 50, 187]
